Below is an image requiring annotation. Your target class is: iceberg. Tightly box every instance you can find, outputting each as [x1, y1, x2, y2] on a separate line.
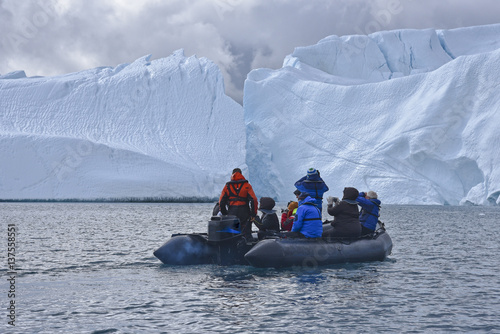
[0, 50, 245, 200]
[244, 24, 500, 205]
[1, 24, 499, 205]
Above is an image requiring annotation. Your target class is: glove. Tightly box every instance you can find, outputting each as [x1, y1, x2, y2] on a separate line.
[327, 196, 334, 205]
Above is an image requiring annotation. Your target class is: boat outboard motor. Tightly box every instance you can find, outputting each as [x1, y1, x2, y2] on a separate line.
[208, 215, 240, 241]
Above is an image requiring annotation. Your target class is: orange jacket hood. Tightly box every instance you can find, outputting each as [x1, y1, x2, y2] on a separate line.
[231, 171, 246, 181]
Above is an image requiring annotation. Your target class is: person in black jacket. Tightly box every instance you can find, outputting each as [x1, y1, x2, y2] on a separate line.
[252, 197, 280, 239]
[322, 187, 361, 238]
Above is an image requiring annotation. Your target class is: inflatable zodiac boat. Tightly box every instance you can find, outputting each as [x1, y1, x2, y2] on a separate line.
[153, 216, 393, 268]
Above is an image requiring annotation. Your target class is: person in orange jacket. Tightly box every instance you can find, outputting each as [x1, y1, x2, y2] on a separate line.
[219, 168, 258, 238]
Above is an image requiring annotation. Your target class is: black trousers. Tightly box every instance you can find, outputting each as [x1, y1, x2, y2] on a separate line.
[322, 224, 361, 238]
[227, 205, 252, 236]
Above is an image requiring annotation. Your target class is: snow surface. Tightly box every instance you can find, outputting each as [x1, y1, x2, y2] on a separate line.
[1, 24, 499, 205]
[0, 50, 245, 200]
[245, 24, 500, 205]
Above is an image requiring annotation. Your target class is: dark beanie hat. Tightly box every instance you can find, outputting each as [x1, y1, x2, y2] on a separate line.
[298, 192, 309, 200]
[293, 189, 301, 196]
[259, 197, 276, 210]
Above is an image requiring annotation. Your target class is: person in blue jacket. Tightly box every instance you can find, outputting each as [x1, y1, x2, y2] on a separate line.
[286, 192, 323, 238]
[294, 168, 329, 212]
[357, 190, 381, 235]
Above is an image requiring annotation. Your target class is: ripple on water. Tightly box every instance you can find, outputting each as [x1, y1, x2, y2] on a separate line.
[1, 203, 499, 333]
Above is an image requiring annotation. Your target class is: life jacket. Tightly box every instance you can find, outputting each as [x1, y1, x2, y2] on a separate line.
[219, 172, 258, 215]
[224, 179, 250, 206]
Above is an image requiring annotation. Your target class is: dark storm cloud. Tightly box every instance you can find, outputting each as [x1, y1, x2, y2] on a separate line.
[1, 0, 499, 103]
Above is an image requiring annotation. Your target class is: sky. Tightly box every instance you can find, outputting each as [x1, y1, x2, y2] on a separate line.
[1, 0, 499, 103]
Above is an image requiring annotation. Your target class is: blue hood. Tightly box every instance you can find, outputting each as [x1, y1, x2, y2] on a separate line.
[299, 196, 317, 206]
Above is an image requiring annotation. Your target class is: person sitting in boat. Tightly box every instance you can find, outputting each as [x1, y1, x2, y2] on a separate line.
[323, 187, 361, 238]
[219, 168, 258, 238]
[284, 192, 323, 238]
[293, 188, 301, 200]
[281, 200, 298, 231]
[294, 168, 329, 213]
[283, 201, 299, 230]
[212, 202, 222, 216]
[252, 197, 280, 239]
[357, 191, 381, 235]
[280, 203, 289, 226]
[280, 189, 300, 230]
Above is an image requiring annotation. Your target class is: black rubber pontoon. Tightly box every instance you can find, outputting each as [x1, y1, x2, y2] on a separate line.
[244, 230, 393, 268]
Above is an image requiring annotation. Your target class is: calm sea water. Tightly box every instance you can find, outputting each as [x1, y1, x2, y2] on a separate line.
[1, 203, 500, 333]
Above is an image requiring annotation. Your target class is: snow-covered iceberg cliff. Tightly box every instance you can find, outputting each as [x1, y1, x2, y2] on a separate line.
[0, 50, 245, 200]
[244, 24, 500, 205]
